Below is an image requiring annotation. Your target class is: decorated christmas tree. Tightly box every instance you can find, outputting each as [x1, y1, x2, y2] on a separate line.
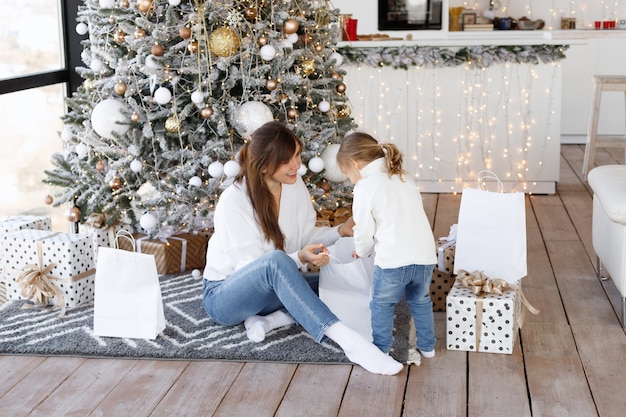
[44, 0, 355, 236]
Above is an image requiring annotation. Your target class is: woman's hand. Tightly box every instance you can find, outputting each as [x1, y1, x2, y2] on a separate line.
[338, 216, 355, 237]
[298, 243, 330, 267]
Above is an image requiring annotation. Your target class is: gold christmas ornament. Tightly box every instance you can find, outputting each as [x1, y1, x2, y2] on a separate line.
[336, 82, 347, 94]
[258, 35, 268, 46]
[179, 26, 191, 39]
[134, 28, 147, 39]
[278, 93, 289, 104]
[137, 0, 153, 13]
[187, 40, 198, 53]
[300, 33, 313, 45]
[287, 108, 299, 119]
[66, 206, 81, 223]
[114, 81, 127, 95]
[316, 180, 331, 193]
[265, 79, 278, 91]
[209, 27, 241, 57]
[114, 30, 126, 43]
[120, 0, 129, 8]
[299, 58, 316, 76]
[109, 177, 122, 190]
[165, 116, 181, 133]
[244, 8, 258, 21]
[44, 195, 54, 205]
[151, 44, 164, 56]
[131, 112, 140, 122]
[331, 72, 343, 81]
[95, 160, 106, 172]
[283, 18, 299, 34]
[200, 106, 214, 119]
[314, 44, 324, 53]
[337, 105, 351, 118]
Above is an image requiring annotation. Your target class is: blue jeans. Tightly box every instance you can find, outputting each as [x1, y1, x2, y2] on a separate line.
[370, 264, 436, 353]
[202, 250, 338, 342]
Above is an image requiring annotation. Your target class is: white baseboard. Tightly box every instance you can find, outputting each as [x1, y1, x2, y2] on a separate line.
[561, 135, 586, 144]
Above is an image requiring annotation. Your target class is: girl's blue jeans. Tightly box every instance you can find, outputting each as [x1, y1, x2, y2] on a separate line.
[202, 250, 338, 342]
[371, 264, 436, 353]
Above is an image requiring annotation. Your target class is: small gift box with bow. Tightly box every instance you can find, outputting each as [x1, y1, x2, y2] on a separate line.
[445, 270, 538, 354]
[2, 229, 96, 316]
[430, 225, 457, 312]
[78, 213, 134, 263]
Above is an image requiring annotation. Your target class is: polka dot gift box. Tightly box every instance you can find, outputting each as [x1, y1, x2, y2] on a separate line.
[446, 271, 531, 354]
[2, 229, 95, 314]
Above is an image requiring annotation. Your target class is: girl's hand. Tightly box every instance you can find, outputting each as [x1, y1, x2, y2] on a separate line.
[338, 216, 355, 237]
[299, 243, 330, 267]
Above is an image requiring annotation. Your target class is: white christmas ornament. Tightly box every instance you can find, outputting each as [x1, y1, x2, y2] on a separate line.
[60, 127, 73, 142]
[191, 91, 204, 104]
[297, 163, 308, 176]
[208, 161, 224, 178]
[287, 33, 299, 44]
[75, 143, 89, 158]
[191, 269, 201, 278]
[168, 0, 182, 5]
[91, 99, 131, 140]
[260, 44, 276, 61]
[144, 55, 159, 70]
[99, 0, 115, 8]
[154, 87, 172, 105]
[130, 159, 143, 173]
[236, 101, 274, 138]
[140, 213, 158, 231]
[189, 176, 202, 187]
[90, 58, 104, 72]
[329, 52, 343, 67]
[75, 23, 88, 35]
[308, 156, 324, 173]
[318, 100, 330, 113]
[321, 144, 348, 182]
[224, 160, 241, 178]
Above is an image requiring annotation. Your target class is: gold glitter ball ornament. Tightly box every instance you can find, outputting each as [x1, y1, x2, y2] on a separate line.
[209, 27, 241, 57]
[337, 105, 351, 118]
[165, 116, 181, 133]
[299, 58, 316, 76]
[109, 177, 122, 191]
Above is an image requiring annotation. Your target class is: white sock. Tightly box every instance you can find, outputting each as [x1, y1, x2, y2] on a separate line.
[244, 310, 296, 342]
[325, 322, 404, 376]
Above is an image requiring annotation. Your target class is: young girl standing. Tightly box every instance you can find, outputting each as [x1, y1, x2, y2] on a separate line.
[336, 132, 438, 358]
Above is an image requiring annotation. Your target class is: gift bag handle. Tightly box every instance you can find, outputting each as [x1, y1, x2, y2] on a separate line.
[477, 170, 503, 193]
[114, 230, 136, 251]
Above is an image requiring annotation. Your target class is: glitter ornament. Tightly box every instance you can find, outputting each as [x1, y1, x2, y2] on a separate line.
[337, 105, 351, 118]
[209, 27, 241, 57]
[110, 177, 122, 190]
[165, 116, 181, 133]
[299, 58, 316, 76]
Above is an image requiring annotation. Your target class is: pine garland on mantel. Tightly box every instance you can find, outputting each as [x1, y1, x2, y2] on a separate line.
[337, 44, 569, 69]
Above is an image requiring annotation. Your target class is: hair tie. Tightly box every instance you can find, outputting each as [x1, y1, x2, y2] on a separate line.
[378, 141, 388, 155]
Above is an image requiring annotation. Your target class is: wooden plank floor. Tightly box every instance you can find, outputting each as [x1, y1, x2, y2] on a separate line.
[1, 144, 625, 417]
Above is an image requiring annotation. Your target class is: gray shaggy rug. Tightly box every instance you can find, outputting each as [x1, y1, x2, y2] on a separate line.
[0, 273, 412, 363]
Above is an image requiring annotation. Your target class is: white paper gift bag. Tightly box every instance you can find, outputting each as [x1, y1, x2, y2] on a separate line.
[93, 232, 165, 339]
[454, 171, 527, 283]
[319, 237, 375, 341]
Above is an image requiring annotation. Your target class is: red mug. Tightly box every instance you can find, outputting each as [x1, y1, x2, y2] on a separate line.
[344, 18, 358, 41]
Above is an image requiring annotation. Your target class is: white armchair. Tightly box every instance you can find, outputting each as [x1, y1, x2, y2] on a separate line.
[587, 165, 626, 327]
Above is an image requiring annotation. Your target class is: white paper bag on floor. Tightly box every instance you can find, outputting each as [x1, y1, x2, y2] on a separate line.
[454, 171, 527, 283]
[93, 232, 165, 339]
[319, 237, 374, 341]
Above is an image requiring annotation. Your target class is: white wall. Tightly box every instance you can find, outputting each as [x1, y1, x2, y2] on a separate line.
[331, 0, 626, 35]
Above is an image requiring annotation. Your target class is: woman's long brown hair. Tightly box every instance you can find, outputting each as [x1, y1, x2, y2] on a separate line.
[235, 121, 302, 250]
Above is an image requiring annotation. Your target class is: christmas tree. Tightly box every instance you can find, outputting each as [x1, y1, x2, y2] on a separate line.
[44, 0, 355, 236]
